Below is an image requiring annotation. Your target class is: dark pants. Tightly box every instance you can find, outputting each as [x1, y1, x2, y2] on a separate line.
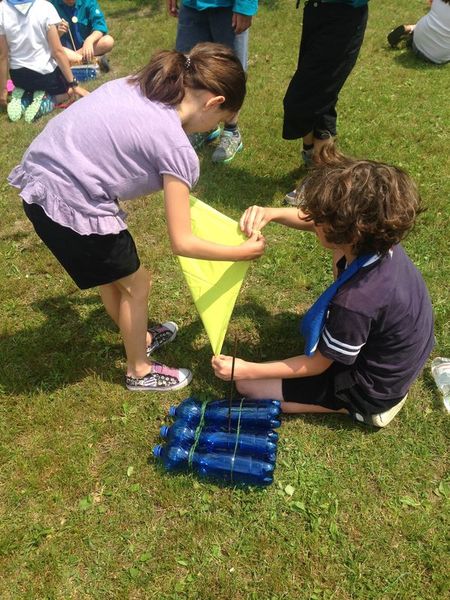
[9, 67, 68, 95]
[283, 0, 368, 140]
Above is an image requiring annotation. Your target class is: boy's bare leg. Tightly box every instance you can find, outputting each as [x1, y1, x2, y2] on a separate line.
[236, 377, 349, 414]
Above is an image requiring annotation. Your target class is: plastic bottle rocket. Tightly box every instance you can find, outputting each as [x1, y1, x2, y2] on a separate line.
[153, 444, 274, 487]
[168, 397, 281, 430]
[160, 422, 278, 462]
[431, 357, 450, 413]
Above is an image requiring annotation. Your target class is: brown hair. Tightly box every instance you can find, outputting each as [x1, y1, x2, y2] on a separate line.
[128, 42, 246, 113]
[299, 159, 423, 256]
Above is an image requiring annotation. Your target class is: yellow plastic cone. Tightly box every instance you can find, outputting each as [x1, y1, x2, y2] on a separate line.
[177, 197, 250, 355]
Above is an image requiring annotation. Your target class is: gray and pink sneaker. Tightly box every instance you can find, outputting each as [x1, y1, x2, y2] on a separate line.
[147, 321, 178, 356]
[125, 361, 192, 392]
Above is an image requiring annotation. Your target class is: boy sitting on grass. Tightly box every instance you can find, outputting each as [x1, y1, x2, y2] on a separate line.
[212, 159, 435, 428]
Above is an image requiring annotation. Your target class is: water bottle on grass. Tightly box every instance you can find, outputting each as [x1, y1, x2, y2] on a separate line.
[153, 444, 274, 486]
[431, 357, 450, 413]
[160, 422, 278, 462]
[168, 397, 281, 430]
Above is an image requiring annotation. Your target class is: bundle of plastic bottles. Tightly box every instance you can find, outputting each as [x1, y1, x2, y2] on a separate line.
[153, 397, 281, 487]
[71, 65, 99, 82]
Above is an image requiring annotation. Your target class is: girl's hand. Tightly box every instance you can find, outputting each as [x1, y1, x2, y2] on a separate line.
[238, 231, 265, 260]
[240, 205, 273, 238]
[212, 355, 248, 380]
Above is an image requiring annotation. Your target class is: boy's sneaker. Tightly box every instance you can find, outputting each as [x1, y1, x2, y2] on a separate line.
[283, 189, 299, 206]
[188, 126, 221, 151]
[354, 395, 408, 428]
[98, 55, 110, 73]
[125, 362, 192, 392]
[24, 90, 46, 123]
[387, 25, 411, 48]
[7, 87, 26, 121]
[302, 148, 314, 169]
[146, 321, 178, 356]
[212, 129, 243, 163]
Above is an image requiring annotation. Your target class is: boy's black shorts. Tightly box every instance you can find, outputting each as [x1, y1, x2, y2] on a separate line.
[23, 201, 140, 290]
[282, 362, 404, 416]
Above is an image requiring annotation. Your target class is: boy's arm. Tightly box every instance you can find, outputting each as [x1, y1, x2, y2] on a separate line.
[81, 30, 104, 62]
[232, 0, 257, 33]
[240, 205, 314, 237]
[212, 350, 333, 381]
[0, 36, 8, 110]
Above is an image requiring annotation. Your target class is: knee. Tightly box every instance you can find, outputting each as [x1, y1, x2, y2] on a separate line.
[236, 380, 254, 398]
[103, 35, 115, 51]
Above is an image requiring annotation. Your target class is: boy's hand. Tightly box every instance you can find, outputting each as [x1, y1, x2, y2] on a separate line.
[167, 0, 179, 17]
[238, 231, 265, 260]
[240, 205, 272, 238]
[82, 40, 94, 63]
[212, 355, 248, 380]
[232, 13, 252, 34]
[57, 20, 69, 36]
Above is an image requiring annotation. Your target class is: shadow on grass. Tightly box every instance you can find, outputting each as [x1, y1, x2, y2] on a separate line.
[0, 294, 122, 395]
[107, 0, 161, 19]
[196, 159, 306, 211]
[391, 49, 446, 70]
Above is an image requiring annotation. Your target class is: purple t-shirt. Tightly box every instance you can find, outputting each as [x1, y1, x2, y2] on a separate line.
[8, 78, 200, 235]
[318, 245, 434, 399]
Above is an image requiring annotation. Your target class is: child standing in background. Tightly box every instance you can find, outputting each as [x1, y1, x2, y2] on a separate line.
[167, 0, 257, 163]
[213, 159, 434, 428]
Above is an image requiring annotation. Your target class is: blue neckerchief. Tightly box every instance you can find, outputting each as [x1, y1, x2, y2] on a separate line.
[6, 0, 36, 15]
[66, 5, 84, 50]
[300, 253, 379, 356]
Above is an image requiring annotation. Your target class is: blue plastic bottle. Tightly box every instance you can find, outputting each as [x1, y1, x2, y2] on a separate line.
[160, 422, 278, 462]
[153, 444, 274, 486]
[168, 398, 281, 430]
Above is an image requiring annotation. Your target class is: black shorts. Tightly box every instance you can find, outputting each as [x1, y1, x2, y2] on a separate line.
[10, 67, 68, 96]
[282, 362, 404, 417]
[23, 201, 140, 289]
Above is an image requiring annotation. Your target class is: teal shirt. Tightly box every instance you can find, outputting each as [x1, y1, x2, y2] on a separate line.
[182, 0, 258, 17]
[50, 0, 108, 48]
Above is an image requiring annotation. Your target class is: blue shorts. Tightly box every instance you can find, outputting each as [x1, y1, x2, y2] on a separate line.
[176, 5, 248, 71]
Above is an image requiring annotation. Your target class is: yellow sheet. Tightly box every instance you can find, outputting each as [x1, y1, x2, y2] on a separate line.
[177, 197, 250, 355]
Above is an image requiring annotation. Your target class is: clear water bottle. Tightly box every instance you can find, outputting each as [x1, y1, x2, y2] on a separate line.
[431, 357, 450, 413]
[168, 398, 281, 430]
[160, 422, 278, 462]
[153, 444, 274, 486]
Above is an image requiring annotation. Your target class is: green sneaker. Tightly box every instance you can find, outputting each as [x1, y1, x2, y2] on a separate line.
[24, 90, 46, 123]
[7, 87, 25, 122]
[188, 126, 221, 151]
[212, 129, 243, 163]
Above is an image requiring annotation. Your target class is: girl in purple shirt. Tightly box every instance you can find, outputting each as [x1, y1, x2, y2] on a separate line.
[8, 42, 265, 393]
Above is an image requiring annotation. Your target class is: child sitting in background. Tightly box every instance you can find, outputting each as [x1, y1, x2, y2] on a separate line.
[387, 0, 450, 64]
[212, 159, 435, 428]
[0, 0, 87, 122]
[51, 0, 114, 72]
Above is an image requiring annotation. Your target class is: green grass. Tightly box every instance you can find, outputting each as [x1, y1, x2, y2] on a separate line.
[0, 1, 449, 598]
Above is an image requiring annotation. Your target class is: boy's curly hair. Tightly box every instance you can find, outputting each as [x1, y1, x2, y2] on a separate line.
[299, 159, 423, 256]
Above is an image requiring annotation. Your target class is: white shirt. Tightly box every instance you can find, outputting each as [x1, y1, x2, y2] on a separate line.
[413, 0, 450, 64]
[0, 0, 61, 73]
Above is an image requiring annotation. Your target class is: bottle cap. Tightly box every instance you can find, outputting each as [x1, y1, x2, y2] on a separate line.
[152, 445, 162, 457]
[168, 406, 176, 417]
[160, 425, 169, 438]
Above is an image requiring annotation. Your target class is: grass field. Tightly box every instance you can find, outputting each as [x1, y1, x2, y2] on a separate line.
[0, 1, 449, 598]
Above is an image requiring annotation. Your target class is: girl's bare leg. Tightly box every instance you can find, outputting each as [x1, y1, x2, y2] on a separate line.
[99, 267, 153, 377]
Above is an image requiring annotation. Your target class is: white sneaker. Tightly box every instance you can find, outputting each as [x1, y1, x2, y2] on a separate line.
[355, 395, 408, 428]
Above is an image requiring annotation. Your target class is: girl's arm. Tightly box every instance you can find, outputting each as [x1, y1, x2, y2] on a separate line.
[240, 205, 315, 237]
[164, 174, 265, 261]
[47, 25, 88, 97]
[0, 36, 8, 109]
[212, 350, 333, 380]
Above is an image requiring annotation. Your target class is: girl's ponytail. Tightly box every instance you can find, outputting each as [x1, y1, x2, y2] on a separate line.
[129, 43, 246, 114]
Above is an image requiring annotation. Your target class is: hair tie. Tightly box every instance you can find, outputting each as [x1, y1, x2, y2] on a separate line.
[184, 56, 191, 70]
